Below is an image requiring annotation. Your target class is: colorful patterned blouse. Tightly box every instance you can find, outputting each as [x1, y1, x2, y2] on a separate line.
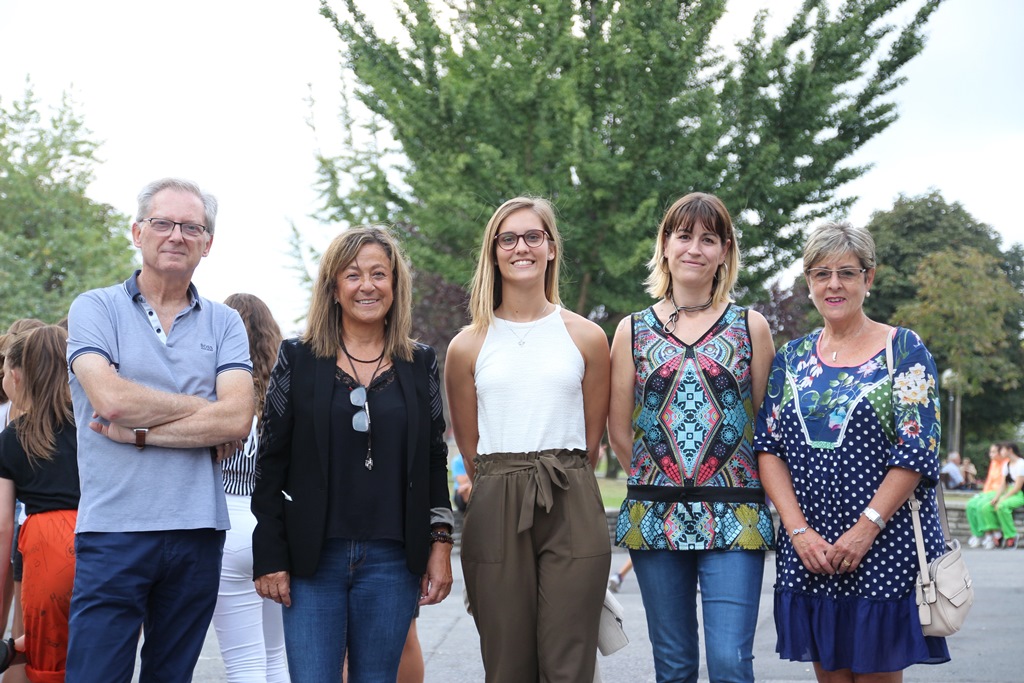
[615, 304, 774, 552]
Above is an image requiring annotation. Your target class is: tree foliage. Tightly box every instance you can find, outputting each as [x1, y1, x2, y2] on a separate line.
[753, 277, 812, 347]
[316, 0, 943, 325]
[865, 191, 1020, 322]
[893, 247, 1021, 397]
[0, 87, 134, 328]
[865, 191, 1024, 438]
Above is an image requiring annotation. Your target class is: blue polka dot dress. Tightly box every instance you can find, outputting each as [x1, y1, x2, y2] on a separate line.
[754, 327, 950, 672]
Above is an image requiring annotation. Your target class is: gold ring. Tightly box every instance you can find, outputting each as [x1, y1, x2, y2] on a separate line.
[841, 559, 851, 567]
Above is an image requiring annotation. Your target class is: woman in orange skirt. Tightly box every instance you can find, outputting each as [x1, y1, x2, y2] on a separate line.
[0, 326, 80, 682]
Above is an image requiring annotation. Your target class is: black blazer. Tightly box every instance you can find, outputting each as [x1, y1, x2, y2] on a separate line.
[251, 338, 450, 578]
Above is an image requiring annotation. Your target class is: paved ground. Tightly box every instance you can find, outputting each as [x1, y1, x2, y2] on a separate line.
[176, 544, 1021, 682]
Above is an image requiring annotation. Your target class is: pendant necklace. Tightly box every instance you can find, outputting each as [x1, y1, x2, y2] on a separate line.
[821, 319, 869, 363]
[341, 339, 385, 470]
[663, 293, 713, 334]
[504, 305, 550, 347]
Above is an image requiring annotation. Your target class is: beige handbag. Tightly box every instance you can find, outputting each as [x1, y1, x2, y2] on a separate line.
[908, 494, 974, 636]
[886, 329, 974, 636]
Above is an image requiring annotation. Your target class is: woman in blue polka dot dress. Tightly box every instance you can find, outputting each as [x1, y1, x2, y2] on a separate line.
[754, 221, 949, 682]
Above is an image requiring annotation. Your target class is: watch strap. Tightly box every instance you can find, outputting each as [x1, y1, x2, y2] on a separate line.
[863, 506, 885, 530]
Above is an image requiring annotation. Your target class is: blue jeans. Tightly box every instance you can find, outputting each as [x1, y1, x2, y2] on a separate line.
[631, 549, 765, 683]
[66, 529, 225, 683]
[283, 538, 419, 683]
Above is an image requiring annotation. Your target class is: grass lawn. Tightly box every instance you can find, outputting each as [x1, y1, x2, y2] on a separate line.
[597, 475, 628, 509]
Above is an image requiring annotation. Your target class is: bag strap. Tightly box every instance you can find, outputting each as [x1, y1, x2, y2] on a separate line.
[908, 495, 931, 582]
[934, 477, 952, 540]
[887, 329, 952, 543]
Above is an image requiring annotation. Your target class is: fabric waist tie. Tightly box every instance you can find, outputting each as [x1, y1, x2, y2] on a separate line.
[475, 450, 588, 533]
[627, 484, 766, 505]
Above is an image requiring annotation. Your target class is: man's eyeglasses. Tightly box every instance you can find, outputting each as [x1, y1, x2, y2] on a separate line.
[806, 267, 867, 284]
[140, 218, 209, 238]
[495, 230, 548, 251]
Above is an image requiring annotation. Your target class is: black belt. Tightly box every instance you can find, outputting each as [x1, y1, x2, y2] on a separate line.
[627, 484, 766, 505]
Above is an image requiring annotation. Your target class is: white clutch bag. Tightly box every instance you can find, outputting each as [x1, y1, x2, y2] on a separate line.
[597, 590, 629, 655]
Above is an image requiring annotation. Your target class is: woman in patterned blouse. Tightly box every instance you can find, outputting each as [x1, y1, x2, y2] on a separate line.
[754, 221, 949, 682]
[608, 192, 776, 683]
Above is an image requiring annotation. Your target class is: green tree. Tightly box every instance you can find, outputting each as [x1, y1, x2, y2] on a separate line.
[0, 87, 134, 328]
[865, 191, 1024, 440]
[317, 0, 943, 322]
[865, 191, 1018, 322]
[893, 248, 1022, 452]
[894, 248, 1021, 397]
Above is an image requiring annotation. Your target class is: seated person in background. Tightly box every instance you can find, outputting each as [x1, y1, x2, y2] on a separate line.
[967, 442, 1023, 548]
[940, 451, 965, 490]
[961, 457, 979, 490]
[450, 453, 471, 513]
[987, 442, 1024, 548]
[982, 443, 1009, 493]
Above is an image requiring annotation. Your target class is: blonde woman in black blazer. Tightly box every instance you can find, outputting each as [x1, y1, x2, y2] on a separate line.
[252, 226, 453, 682]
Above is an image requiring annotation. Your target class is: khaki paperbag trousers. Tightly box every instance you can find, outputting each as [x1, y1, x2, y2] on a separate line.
[461, 450, 612, 683]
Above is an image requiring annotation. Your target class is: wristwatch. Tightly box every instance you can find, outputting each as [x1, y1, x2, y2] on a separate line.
[862, 507, 886, 530]
[134, 428, 149, 451]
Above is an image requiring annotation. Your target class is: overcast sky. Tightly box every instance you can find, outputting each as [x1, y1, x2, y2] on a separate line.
[1, 0, 1021, 332]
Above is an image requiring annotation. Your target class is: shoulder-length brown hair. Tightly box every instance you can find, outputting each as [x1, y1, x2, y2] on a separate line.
[224, 294, 282, 423]
[467, 197, 563, 331]
[0, 318, 46, 404]
[4, 325, 73, 465]
[302, 226, 415, 362]
[645, 192, 739, 305]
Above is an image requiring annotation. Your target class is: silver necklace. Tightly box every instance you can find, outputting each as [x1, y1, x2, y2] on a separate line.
[821, 319, 869, 362]
[504, 307, 549, 346]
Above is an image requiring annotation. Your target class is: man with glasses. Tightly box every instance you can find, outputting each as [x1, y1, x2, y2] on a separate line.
[65, 178, 254, 681]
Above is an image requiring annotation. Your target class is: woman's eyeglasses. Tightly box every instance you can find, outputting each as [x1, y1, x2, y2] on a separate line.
[350, 385, 370, 432]
[806, 267, 867, 283]
[350, 385, 375, 470]
[494, 230, 548, 250]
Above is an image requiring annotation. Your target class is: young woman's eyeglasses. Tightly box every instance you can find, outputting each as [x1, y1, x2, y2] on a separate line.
[494, 230, 548, 250]
[140, 218, 208, 238]
[806, 267, 867, 283]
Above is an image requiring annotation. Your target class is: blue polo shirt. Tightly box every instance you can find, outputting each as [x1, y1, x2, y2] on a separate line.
[67, 272, 251, 533]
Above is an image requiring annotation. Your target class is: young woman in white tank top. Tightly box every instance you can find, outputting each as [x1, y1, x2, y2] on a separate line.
[445, 197, 611, 683]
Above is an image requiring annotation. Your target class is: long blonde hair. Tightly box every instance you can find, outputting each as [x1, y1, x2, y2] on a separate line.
[302, 226, 415, 361]
[644, 192, 739, 305]
[4, 326, 73, 465]
[467, 197, 563, 331]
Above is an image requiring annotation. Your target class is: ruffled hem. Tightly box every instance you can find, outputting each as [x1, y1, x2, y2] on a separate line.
[775, 589, 949, 673]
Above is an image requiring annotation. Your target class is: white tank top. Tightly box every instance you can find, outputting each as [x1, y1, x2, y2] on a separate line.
[474, 306, 588, 455]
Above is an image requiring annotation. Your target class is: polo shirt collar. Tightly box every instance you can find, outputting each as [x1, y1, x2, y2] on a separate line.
[123, 270, 203, 309]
